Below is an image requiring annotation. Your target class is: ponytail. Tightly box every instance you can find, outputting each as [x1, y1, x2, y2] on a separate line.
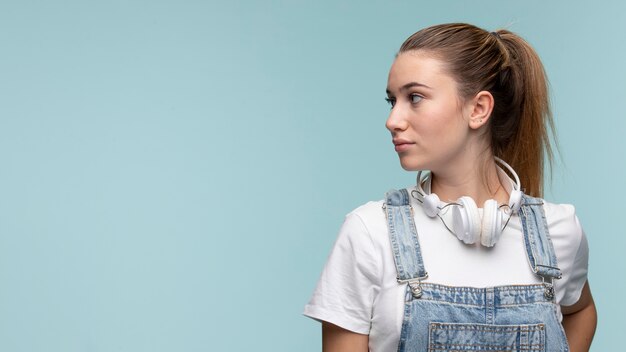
[490, 30, 555, 197]
[399, 24, 555, 197]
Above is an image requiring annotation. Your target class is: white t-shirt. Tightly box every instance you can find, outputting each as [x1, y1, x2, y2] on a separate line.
[303, 180, 588, 352]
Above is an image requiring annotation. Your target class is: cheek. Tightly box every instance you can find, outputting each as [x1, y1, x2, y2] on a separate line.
[421, 106, 467, 148]
[421, 104, 461, 134]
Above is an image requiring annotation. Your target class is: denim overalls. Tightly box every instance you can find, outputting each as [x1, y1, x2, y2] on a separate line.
[383, 188, 569, 351]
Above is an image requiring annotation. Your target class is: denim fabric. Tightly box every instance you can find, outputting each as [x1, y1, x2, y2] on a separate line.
[385, 188, 428, 282]
[519, 196, 563, 280]
[384, 189, 569, 351]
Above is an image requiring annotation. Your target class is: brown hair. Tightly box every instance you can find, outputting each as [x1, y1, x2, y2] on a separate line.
[399, 23, 556, 197]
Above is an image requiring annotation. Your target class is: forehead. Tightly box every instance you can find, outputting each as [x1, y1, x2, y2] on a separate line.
[387, 51, 457, 92]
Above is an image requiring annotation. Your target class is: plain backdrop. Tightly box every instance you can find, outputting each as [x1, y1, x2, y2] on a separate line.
[1, 1, 623, 351]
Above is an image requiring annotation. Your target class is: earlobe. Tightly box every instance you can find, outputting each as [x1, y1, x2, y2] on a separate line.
[468, 91, 495, 130]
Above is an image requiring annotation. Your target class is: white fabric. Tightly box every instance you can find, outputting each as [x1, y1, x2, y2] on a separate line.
[303, 178, 588, 352]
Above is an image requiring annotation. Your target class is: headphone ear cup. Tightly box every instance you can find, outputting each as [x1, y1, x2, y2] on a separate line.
[422, 193, 441, 218]
[480, 199, 502, 247]
[452, 196, 480, 244]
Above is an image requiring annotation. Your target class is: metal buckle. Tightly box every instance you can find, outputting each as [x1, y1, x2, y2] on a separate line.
[398, 274, 428, 299]
[542, 277, 555, 300]
[408, 281, 423, 298]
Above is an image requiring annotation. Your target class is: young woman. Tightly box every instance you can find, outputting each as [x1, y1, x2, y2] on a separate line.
[304, 23, 597, 351]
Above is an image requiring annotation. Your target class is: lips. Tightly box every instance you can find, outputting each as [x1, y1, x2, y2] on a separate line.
[393, 138, 415, 152]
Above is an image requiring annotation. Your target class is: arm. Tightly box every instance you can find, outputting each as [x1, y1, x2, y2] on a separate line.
[322, 322, 369, 352]
[561, 281, 597, 352]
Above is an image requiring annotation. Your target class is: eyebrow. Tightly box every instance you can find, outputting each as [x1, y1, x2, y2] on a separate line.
[386, 82, 433, 95]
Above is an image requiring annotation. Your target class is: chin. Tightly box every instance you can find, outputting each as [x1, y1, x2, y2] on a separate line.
[398, 157, 423, 172]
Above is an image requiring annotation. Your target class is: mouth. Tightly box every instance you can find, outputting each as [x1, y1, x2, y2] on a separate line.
[393, 139, 415, 152]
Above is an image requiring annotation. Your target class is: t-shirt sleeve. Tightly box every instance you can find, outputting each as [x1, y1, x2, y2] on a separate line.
[303, 212, 381, 334]
[560, 214, 589, 307]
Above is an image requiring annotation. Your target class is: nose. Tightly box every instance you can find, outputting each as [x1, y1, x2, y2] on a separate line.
[385, 105, 409, 133]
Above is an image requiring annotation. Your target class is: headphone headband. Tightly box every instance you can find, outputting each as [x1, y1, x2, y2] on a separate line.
[412, 158, 523, 247]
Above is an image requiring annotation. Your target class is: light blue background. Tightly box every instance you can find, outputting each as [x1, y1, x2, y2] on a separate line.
[1, 1, 623, 351]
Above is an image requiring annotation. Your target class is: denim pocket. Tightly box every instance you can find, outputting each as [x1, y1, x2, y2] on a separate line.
[428, 322, 545, 351]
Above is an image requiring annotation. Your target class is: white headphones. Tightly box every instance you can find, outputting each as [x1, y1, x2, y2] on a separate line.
[413, 157, 523, 247]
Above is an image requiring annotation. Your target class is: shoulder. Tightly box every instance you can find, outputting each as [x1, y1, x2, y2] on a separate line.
[540, 199, 583, 241]
[347, 186, 415, 222]
[342, 187, 417, 246]
[345, 187, 413, 239]
[338, 188, 416, 255]
[522, 195, 582, 238]
[521, 196, 586, 268]
[339, 199, 388, 249]
[348, 199, 385, 224]
[539, 199, 587, 274]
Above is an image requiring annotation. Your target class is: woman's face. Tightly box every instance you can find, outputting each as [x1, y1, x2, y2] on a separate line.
[385, 51, 474, 172]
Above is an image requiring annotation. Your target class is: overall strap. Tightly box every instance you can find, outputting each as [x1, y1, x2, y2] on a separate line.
[384, 188, 428, 297]
[519, 194, 562, 298]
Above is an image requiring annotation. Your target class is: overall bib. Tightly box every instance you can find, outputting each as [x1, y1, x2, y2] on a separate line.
[384, 189, 569, 352]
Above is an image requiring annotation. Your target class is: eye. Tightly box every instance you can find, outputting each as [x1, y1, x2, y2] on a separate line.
[410, 94, 423, 104]
[385, 97, 396, 108]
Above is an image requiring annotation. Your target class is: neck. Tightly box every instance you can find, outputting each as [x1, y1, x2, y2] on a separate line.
[429, 156, 510, 207]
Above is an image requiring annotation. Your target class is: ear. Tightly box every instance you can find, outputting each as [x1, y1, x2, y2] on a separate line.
[467, 91, 495, 130]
